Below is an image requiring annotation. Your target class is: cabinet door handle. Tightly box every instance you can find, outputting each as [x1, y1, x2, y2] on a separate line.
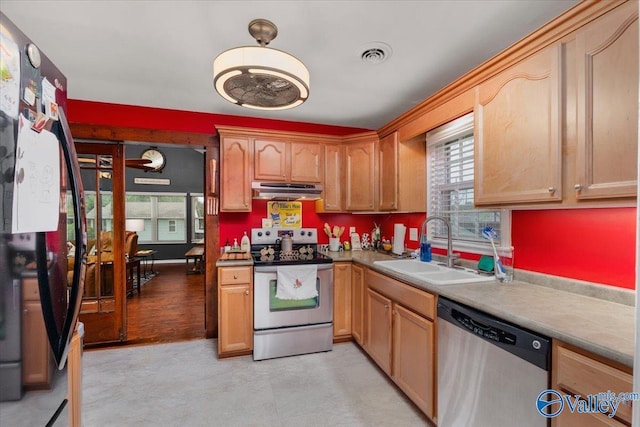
[245, 290, 249, 295]
[548, 187, 556, 194]
[392, 309, 397, 315]
[233, 274, 238, 279]
[384, 304, 389, 310]
[574, 184, 582, 191]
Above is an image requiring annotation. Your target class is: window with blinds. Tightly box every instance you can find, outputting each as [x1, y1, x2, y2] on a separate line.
[427, 113, 504, 247]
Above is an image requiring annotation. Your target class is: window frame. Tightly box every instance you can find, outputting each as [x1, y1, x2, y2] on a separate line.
[426, 113, 512, 256]
[190, 194, 205, 242]
[125, 191, 188, 244]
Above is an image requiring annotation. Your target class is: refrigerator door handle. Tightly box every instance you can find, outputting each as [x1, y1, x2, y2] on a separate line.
[35, 108, 87, 369]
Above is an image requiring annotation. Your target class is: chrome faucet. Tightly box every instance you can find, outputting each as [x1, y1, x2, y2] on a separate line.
[419, 216, 459, 268]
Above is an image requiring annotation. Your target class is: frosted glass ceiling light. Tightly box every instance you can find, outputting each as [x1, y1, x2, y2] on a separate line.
[213, 19, 310, 110]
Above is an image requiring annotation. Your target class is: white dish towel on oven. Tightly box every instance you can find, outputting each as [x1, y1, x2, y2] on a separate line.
[276, 265, 318, 300]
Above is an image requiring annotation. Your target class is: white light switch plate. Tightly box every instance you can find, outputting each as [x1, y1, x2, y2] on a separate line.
[409, 228, 418, 241]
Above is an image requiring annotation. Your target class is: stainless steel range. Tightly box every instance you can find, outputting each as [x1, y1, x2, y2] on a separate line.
[251, 228, 333, 361]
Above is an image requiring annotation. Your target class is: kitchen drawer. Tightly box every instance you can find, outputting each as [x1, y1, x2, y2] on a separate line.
[366, 270, 435, 320]
[555, 344, 632, 425]
[555, 407, 627, 427]
[219, 266, 252, 285]
[23, 277, 40, 301]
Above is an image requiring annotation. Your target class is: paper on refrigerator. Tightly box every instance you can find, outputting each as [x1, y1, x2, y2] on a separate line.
[12, 114, 60, 232]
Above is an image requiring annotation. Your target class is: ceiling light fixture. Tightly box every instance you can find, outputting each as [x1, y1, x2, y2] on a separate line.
[213, 19, 310, 110]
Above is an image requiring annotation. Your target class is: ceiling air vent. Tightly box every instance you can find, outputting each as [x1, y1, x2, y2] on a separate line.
[359, 42, 392, 65]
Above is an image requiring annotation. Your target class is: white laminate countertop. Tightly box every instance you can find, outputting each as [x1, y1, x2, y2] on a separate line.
[324, 250, 635, 367]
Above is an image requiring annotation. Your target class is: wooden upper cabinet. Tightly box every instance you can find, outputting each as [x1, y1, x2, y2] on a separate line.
[254, 139, 288, 181]
[575, 1, 638, 200]
[290, 142, 322, 183]
[379, 132, 399, 210]
[345, 138, 377, 211]
[254, 139, 322, 183]
[475, 43, 563, 205]
[221, 136, 251, 211]
[316, 144, 343, 211]
[378, 132, 426, 212]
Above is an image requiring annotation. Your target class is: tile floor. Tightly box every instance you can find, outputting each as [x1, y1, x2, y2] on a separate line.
[82, 340, 430, 426]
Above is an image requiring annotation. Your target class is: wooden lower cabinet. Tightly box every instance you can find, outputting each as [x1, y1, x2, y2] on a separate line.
[351, 264, 365, 346]
[365, 288, 392, 375]
[22, 277, 54, 389]
[217, 266, 253, 357]
[333, 262, 352, 341]
[393, 304, 434, 418]
[364, 270, 436, 421]
[552, 341, 633, 426]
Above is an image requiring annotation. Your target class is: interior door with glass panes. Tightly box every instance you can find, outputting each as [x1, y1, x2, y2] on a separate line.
[75, 142, 127, 344]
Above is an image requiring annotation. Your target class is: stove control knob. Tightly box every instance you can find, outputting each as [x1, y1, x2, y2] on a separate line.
[300, 230, 306, 236]
[307, 230, 313, 237]
[257, 232, 263, 237]
[265, 230, 271, 236]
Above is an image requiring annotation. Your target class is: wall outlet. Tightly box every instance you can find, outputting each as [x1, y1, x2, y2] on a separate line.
[349, 226, 356, 234]
[409, 228, 418, 241]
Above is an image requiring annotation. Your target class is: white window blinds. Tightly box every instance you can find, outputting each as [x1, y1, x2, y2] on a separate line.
[427, 113, 502, 245]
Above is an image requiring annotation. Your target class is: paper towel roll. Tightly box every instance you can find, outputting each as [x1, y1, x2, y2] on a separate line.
[393, 224, 406, 255]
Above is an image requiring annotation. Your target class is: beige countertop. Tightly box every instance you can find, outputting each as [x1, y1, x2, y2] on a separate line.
[324, 249, 635, 367]
[216, 259, 253, 267]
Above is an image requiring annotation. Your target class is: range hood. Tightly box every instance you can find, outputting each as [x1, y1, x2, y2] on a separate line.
[252, 182, 323, 200]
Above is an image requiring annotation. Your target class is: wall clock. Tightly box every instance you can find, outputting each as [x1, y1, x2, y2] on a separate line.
[141, 148, 166, 172]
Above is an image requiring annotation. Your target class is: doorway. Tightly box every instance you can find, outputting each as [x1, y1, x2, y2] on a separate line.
[69, 125, 219, 345]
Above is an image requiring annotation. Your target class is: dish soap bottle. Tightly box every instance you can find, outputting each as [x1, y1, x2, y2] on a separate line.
[420, 235, 432, 262]
[232, 238, 239, 251]
[240, 232, 250, 253]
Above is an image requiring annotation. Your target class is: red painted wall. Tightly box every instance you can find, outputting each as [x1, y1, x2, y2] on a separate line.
[67, 100, 369, 136]
[512, 208, 636, 289]
[220, 200, 425, 248]
[67, 101, 637, 289]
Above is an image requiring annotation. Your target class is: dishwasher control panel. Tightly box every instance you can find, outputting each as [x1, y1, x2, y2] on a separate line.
[452, 309, 517, 345]
[438, 297, 551, 371]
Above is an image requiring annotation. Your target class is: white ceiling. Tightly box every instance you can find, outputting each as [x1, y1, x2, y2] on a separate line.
[1, 1, 579, 131]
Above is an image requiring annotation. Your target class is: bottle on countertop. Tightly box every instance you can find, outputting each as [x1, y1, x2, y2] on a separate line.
[240, 232, 250, 253]
[224, 239, 231, 253]
[420, 234, 432, 262]
[232, 238, 240, 250]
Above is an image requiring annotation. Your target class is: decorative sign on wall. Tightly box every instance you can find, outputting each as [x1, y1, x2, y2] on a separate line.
[134, 177, 170, 185]
[267, 201, 301, 228]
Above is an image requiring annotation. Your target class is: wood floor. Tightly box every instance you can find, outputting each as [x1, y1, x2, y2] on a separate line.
[95, 263, 206, 349]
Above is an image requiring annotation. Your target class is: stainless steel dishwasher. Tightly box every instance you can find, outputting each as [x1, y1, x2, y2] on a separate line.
[437, 297, 550, 427]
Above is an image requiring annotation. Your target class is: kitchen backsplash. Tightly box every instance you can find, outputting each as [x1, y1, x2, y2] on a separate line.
[219, 200, 426, 249]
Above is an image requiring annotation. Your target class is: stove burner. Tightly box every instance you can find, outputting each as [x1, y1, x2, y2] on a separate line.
[279, 251, 300, 261]
[259, 246, 275, 257]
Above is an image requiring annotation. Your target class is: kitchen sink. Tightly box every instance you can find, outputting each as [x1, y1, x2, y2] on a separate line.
[374, 259, 442, 274]
[373, 259, 495, 286]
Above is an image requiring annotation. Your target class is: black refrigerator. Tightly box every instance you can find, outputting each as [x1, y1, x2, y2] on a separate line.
[0, 12, 87, 426]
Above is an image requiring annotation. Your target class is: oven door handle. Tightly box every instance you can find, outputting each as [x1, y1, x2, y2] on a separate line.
[254, 264, 334, 274]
